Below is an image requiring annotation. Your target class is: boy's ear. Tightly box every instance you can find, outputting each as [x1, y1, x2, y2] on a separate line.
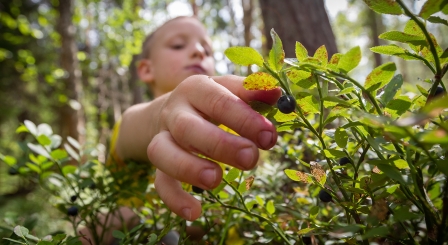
[137, 59, 154, 84]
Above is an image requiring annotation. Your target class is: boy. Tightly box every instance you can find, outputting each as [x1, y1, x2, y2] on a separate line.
[80, 16, 280, 244]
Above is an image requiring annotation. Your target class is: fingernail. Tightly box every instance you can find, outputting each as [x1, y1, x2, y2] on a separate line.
[237, 147, 254, 169]
[258, 130, 273, 149]
[182, 208, 191, 220]
[200, 169, 216, 188]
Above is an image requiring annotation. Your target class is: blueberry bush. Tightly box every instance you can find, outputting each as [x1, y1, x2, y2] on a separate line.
[2, 0, 448, 244]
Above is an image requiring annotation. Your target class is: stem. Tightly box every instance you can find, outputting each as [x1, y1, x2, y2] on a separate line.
[315, 74, 325, 136]
[437, 179, 448, 244]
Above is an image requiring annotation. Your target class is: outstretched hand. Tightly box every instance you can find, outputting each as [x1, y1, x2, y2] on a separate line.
[148, 75, 281, 220]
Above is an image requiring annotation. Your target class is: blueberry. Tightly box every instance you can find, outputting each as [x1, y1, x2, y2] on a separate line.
[302, 236, 312, 245]
[89, 182, 96, 189]
[339, 157, 350, 166]
[192, 186, 204, 194]
[319, 189, 332, 203]
[8, 167, 18, 175]
[277, 95, 296, 114]
[67, 206, 78, 216]
[70, 195, 77, 202]
[252, 204, 259, 209]
[434, 86, 445, 97]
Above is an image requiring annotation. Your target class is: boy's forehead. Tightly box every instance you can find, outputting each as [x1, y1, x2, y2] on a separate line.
[154, 18, 209, 43]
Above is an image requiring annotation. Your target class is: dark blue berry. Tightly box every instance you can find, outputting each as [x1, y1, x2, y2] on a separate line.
[434, 86, 445, 97]
[89, 182, 96, 189]
[67, 206, 78, 216]
[192, 186, 204, 194]
[277, 95, 296, 114]
[70, 195, 77, 202]
[8, 167, 18, 175]
[319, 189, 332, 203]
[302, 236, 312, 245]
[339, 157, 350, 166]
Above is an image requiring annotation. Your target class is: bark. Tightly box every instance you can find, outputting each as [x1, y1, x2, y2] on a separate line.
[243, 0, 254, 75]
[57, 0, 84, 144]
[259, 0, 338, 58]
[368, 8, 383, 67]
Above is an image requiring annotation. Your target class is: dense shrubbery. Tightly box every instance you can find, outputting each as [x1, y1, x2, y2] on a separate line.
[2, 0, 448, 244]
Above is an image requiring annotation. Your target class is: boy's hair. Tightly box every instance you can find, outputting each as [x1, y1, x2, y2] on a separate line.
[139, 16, 198, 60]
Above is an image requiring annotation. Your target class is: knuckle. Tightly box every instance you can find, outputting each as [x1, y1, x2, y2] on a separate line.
[170, 112, 191, 141]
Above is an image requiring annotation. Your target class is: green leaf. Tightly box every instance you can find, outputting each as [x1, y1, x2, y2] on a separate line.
[393, 159, 409, 169]
[268, 29, 285, 72]
[112, 230, 126, 240]
[67, 136, 81, 150]
[363, 0, 403, 15]
[277, 121, 307, 132]
[376, 164, 405, 184]
[50, 149, 68, 160]
[379, 31, 427, 46]
[434, 159, 448, 175]
[386, 184, 400, 194]
[243, 72, 278, 90]
[298, 227, 315, 235]
[2, 155, 17, 166]
[273, 109, 297, 122]
[64, 143, 80, 161]
[313, 45, 328, 67]
[335, 128, 349, 148]
[295, 41, 308, 62]
[147, 234, 157, 245]
[224, 47, 264, 67]
[404, 20, 425, 52]
[328, 53, 342, 71]
[286, 69, 314, 88]
[37, 135, 52, 146]
[322, 149, 346, 159]
[419, 130, 448, 144]
[297, 92, 320, 115]
[337, 46, 361, 73]
[14, 226, 29, 238]
[266, 200, 275, 215]
[309, 206, 319, 219]
[370, 45, 420, 60]
[419, 0, 447, 19]
[365, 62, 397, 92]
[427, 16, 448, 26]
[362, 226, 389, 239]
[62, 165, 77, 175]
[224, 168, 240, 182]
[393, 207, 421, 221]
[37, 123, 53, 136]
[41, 161, 54, 170]
[380, 74, 403, 105]
[384, 95, 412, 118]
[284, 169, 312, 183]
[27, 143, 50, 159]
[15, 125, 29, 134]
[26, 163, 41, 174]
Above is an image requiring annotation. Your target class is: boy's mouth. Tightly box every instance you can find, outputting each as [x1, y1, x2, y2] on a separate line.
[185, 64, 206, 74]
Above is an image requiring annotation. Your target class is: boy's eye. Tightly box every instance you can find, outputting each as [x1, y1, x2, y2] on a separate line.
[171, 44, 184, 50]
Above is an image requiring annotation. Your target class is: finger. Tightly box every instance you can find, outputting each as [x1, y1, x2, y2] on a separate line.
[148, 131, 223, 189]
[154, 169, 202, 221]
[166, 109, 259, 170]
[178, 75, 278, 150]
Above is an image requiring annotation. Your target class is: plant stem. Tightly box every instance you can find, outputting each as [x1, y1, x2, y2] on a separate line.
[315, 74, 325, 136]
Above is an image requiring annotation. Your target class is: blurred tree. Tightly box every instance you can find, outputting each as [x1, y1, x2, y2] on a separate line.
[259, 0, 338, 57]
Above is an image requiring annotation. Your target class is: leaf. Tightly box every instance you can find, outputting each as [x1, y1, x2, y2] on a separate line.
[14, 226, 29, 238]
[380, 74, 403, 105]
[64, 143, 80, 161]
[295, 41, 308, 62]
[2, 155, 17, 166]
[335, 128, 349, 148]
[296, 92, 320, 115]
[50, 149, 68, 160]
[393, 159, 409, 169]
[24, 120, 37, 136]
[50, 135, 62, 149]
[309, 206, 319, 219]
[364, 62, 397, 92]
[419, 0, 447, 19]
[386, 184, 400, 194]
[370, 45, 420, 60]
[420, 129, 448, 144]
[298, 227, 315, 235]
[37, 135, 52, 146]
[337, 46, 361, 73]
[384, 95, 412, 118]
[376, 164, 405, 184]
[249, 101, 273, 116]
[393, 207, 421, 221]
[67, 136, 81, 150]
[16, 125, 29, 134]
[363, 0, 403, 15]
[26, 163, 41, 174]
[273, 109, 297, 122]
[37, 123, 53, 136]
[62, 165, 77, 175]
[369, 198, 389, 222]
[313, 45, 328, 67]
[379, 31, 427, 46]
[286, 69, 314, 88]
[328, 53, 342, 71]
[27, 143, 50, 159]
[310, 161, 326, 185]
[245, 176, 255, 191]
[112, 230, 126, 239]
[284, 169, 312, 183]
[434, 159, 448, 176]
[224, 167, 240, 182]
[224, 47, 264, 67]
[243, 72, 278, 90]
[266, 200, 275, 214]
[427, 16, 448, 26]
[268, 29, 285, 72]
[322, 149, 346, 159]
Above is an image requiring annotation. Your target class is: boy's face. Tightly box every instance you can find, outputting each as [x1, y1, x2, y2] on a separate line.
[140, 18, 215, 97]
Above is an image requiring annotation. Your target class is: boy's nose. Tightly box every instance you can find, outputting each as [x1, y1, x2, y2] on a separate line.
[191, 42, 206, 59]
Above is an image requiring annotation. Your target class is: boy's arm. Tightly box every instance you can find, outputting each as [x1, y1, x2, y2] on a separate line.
[115, 75, 281, 220]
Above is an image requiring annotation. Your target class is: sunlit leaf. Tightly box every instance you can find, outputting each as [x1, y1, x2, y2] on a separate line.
[295, 41, 308, 62]
[37, 123, 53, 136]
[2, 155, 17, 166]
[379, 31, 427, 46]
[224, 47, 264, 67]
[364, 62, 396, 92]
[37, 135, 52, 146]
[427, 16, 448, 26]
[419, 0, 447, 19]
[384, 95, 412, 118]
[26, 163, 41, 174]
[380, 74, 403, 105]
[284, 169, 312, 183]
[335, 128, 349, 148]
[224, 167, 241, 182]
[298, 227, 315, 235]
[363, 0, 403, 15]
[67, 136, 81, 150]
[296, 92, 320, 115]
[273, 109, 297, 122]
[266, 200, 275, 215]
[64, 143, 80, 162]
[243, 72, 278, 90]
[328, 53, 342, 71]
[393, 159, 409, 169]
[337, 46, 361, 73]
[269, 29, 285, 72]
[51, 149, 68, 160]
[27, 143, 50, 159]
[313, 45, 328, 67]
[24, 120, 37, 136]
[322, 149, 346, 159]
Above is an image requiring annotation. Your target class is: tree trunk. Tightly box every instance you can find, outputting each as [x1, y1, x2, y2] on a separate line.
[243, 0, 254, 75]
[259, 0, 338, 58]
[57, 0, 84, 144]
[368, 8, 383, 67]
